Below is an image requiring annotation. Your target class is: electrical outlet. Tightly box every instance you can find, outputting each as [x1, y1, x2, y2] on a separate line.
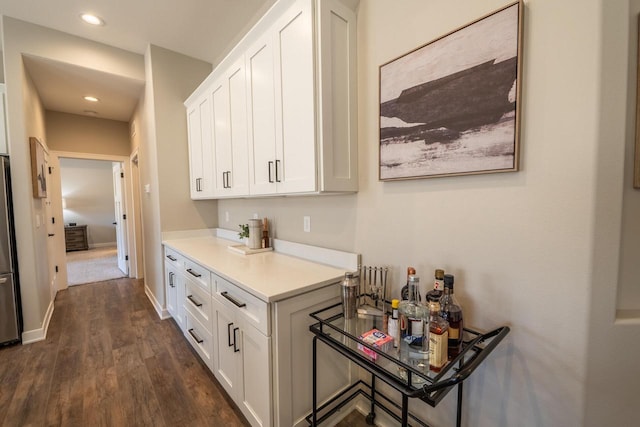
[253, 213, 259, 219]
[303, 216, 311, 233]
[225, 211, 230, 222]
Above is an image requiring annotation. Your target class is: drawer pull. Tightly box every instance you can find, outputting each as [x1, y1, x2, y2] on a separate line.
[186, 268, 202, 278]
[166, 255, 177, 261]
[221, 291, 246, 308]
[188, 328, 204, 344]
[187, 295, 202, 307]
[227, 322, 234, 347]
[233, 327, 240, 353]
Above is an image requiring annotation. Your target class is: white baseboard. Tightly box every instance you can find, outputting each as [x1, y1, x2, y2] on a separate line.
[22, 298, 55, 344]
[145, 284, 170, 320]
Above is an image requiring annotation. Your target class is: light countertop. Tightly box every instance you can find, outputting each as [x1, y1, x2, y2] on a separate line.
[163, 235, 350, 303]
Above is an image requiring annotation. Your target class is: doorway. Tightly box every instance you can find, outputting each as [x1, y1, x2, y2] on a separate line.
[49, 151, 139, 289]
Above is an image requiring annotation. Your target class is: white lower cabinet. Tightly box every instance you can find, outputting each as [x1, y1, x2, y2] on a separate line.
[164, 249, 186, 332]
[163, 243, 351, 427]
[213, 275, 272, 427]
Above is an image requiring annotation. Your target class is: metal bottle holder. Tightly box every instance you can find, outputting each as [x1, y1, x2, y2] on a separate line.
[356, 265, 389, 318]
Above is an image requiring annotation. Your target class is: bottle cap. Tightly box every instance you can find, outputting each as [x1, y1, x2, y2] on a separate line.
[391, 299, 399, 309]
[435, 269, 445, 280]
[444, 274, 454, 287]
[407, 267, 416, 275]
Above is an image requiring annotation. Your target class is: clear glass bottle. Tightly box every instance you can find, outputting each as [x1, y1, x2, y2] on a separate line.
[428, 299, 449, 372]
[426, 269, 444, 303]
[400, 267, 416, 301]
[398, 275, 429, 383]
[388, 299, 400, 348]
[440, 274, 463, 359]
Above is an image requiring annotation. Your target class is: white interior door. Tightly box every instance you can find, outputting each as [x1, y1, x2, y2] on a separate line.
[112, 163, 128, 275]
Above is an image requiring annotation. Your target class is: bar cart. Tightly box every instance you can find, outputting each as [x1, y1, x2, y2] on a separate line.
[306, 302, 509, 426]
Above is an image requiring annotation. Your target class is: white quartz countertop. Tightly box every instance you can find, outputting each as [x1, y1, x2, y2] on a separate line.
[163, 236, 349, 303]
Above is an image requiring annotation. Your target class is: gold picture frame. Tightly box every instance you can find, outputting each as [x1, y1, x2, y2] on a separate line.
[29, 137, 47, 198]
[379, 1, 524, 181]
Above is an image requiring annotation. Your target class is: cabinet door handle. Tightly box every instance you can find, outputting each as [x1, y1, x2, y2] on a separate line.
[188, 328, 204, 344]
[187, 295, 202, 307]
[227, 322, 234, 347]
[226, 171, 231, 188]
[275, 160, 281, 182]
[268, 161, 274, 183]
[166, 255, 177, 261]
[233, 327, 240, 353]
[169, 272, 175, 288]
[196, 178, 202, 192]
[220, 291, 247, 308]
[186, 268, 202, 278]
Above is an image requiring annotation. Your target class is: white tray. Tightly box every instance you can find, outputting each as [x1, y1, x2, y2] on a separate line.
[227, 244, 273, 255]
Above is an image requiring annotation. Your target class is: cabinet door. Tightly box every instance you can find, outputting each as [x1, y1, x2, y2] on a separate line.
[212, 60, 250, 197]
[165, 264, 178, 318]
[238, 321, 272, 427]
[246, 31, 278, 196]
[273, 0, 317, 194]
[187, 94, 214, 199]
[213, 299, 240, 399]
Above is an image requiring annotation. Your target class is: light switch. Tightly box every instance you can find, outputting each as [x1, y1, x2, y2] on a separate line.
[303, 216, 311, 233]
[144, 184, 151, 194]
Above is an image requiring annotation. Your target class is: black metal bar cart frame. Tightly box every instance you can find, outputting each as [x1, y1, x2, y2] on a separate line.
[306, 302, 509, 427]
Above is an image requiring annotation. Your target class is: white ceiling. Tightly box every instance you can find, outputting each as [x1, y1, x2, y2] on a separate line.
[0, 0, 277, 122]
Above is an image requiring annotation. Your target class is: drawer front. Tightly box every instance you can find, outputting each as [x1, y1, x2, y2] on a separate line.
[183, 258, 212, 293]
[213, 274, 270, 336]
[164, 246, 183, 268]
[185, 311, 214, 371]
[184, 277, 213, 334]
[65, 230, 83, 238]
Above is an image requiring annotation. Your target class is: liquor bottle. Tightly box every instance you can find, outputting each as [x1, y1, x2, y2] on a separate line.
[426, 269, 445, 303]
[388, 299, 400, 348]
[428, 299, 449, 372]
[398, 275, 429, 381]
[400, 267, 417, 301]
[440, 274, 463, 359]
[261, 218, 270, 248]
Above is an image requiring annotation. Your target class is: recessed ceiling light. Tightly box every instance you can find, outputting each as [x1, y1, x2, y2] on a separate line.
[80, 13, 105, 26]
[83, 96, 99, 102]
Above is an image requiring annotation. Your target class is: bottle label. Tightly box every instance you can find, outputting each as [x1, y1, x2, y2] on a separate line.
[449, 326, 460, 339]
[434, 279, 444, 291]
[400, 315, 424, 346]
[429, 330, 449, 368]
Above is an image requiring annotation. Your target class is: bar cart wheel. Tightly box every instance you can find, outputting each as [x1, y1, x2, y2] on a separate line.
[365, 413, 376, 425]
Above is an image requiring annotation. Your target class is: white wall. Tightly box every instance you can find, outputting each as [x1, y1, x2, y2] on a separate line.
[216, 0, 640, 425]
[46, 111, 131, 156]
[59, 158, 116, 247]
[137, 44, 215, 315]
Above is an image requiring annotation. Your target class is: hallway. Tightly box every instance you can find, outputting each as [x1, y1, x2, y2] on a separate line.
[0, 278, 248, 427]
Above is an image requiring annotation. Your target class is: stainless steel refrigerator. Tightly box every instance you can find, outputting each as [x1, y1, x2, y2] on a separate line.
[0, 156, 21, 345]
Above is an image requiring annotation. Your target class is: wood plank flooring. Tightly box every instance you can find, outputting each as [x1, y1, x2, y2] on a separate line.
[0, 278, 249, 427]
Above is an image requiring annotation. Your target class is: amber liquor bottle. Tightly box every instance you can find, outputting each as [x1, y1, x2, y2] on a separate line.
[428, 299, 449, 372]
[440, 274, 463, 359]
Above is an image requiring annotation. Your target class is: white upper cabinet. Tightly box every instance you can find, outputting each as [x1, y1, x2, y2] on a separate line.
[185, 0, 358, 199]
[187, 94, 215, 199]
[211, 59, 250, 197]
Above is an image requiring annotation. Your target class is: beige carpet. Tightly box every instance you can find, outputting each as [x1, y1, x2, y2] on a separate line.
[66, 246, 127, 286]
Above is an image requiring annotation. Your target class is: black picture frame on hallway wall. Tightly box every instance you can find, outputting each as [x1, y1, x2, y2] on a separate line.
[379, 1, 524, 181]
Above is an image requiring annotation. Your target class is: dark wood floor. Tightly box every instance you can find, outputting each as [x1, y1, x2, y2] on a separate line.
[0, 278, 249, 427]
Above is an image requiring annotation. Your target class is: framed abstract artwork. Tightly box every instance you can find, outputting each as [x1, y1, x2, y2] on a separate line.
[379, 1, 524, 181]
[30, 137, 47, 198]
